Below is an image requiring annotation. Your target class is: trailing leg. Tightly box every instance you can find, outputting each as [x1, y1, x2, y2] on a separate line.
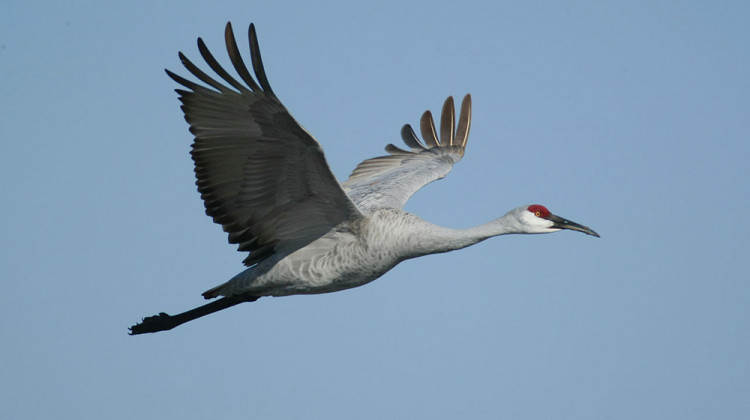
[129, 294, 259, 335]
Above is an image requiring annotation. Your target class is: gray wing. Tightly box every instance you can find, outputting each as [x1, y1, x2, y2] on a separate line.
[168, 23, 362, 266]
[343, 95, 472, 210]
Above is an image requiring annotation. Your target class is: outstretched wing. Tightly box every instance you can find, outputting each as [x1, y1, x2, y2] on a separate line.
[343, 95, 472, 210]
[168, 22, 362, 266]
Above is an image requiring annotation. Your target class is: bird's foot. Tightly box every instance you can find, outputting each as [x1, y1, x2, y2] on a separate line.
[129, 312, 177, 335]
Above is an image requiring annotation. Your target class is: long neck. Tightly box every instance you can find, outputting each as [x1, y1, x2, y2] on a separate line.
[406, 212, 523, 257]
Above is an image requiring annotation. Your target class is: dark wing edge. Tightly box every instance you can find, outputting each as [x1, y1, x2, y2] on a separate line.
[168, 23, 361, 268]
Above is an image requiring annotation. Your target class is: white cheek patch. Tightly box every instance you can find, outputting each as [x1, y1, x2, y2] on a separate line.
[521, 211, 556, 233]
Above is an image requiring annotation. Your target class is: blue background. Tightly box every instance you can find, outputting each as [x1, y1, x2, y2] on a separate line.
[2, 1, 748, 418]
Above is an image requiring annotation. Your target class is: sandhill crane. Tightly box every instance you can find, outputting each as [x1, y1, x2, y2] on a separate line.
[129, 22, 599, 335]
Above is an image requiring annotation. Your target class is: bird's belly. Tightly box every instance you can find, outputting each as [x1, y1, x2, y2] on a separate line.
[228, 238, 402, 297]
[270, 250, 399, 296]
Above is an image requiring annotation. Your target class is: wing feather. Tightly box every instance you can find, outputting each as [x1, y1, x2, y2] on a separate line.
[420, 110, 440, 148]
[455, 94, 472, 147]
[439, 98, 455, 146]
[343, 95, 472, 210]
[169, 22, 361, 266]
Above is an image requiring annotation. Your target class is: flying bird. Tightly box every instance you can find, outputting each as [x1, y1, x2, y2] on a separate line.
[129, 23, 599, 335]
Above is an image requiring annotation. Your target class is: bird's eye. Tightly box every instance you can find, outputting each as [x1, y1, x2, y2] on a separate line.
[535, 211, 542, 217]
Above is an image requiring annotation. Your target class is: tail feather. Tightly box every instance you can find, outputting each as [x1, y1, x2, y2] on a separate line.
[202, 282, 229, 299]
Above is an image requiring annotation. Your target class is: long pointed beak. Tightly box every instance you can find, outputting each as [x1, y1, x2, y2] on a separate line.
[548, 214, 600, 237]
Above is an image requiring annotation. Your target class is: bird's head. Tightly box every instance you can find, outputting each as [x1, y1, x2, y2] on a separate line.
[509, 204, 600, 237]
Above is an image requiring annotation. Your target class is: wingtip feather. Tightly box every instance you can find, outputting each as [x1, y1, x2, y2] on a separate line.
[440, 96, 456, 146]
[456, 94, 472, 148]
[420, 110, 439, 148]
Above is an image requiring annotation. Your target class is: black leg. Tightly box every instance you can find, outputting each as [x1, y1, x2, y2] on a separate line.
[129, 294, 259, 335]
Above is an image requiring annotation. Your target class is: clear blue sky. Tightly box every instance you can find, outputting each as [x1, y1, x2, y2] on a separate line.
[2, 1, 748, 419]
